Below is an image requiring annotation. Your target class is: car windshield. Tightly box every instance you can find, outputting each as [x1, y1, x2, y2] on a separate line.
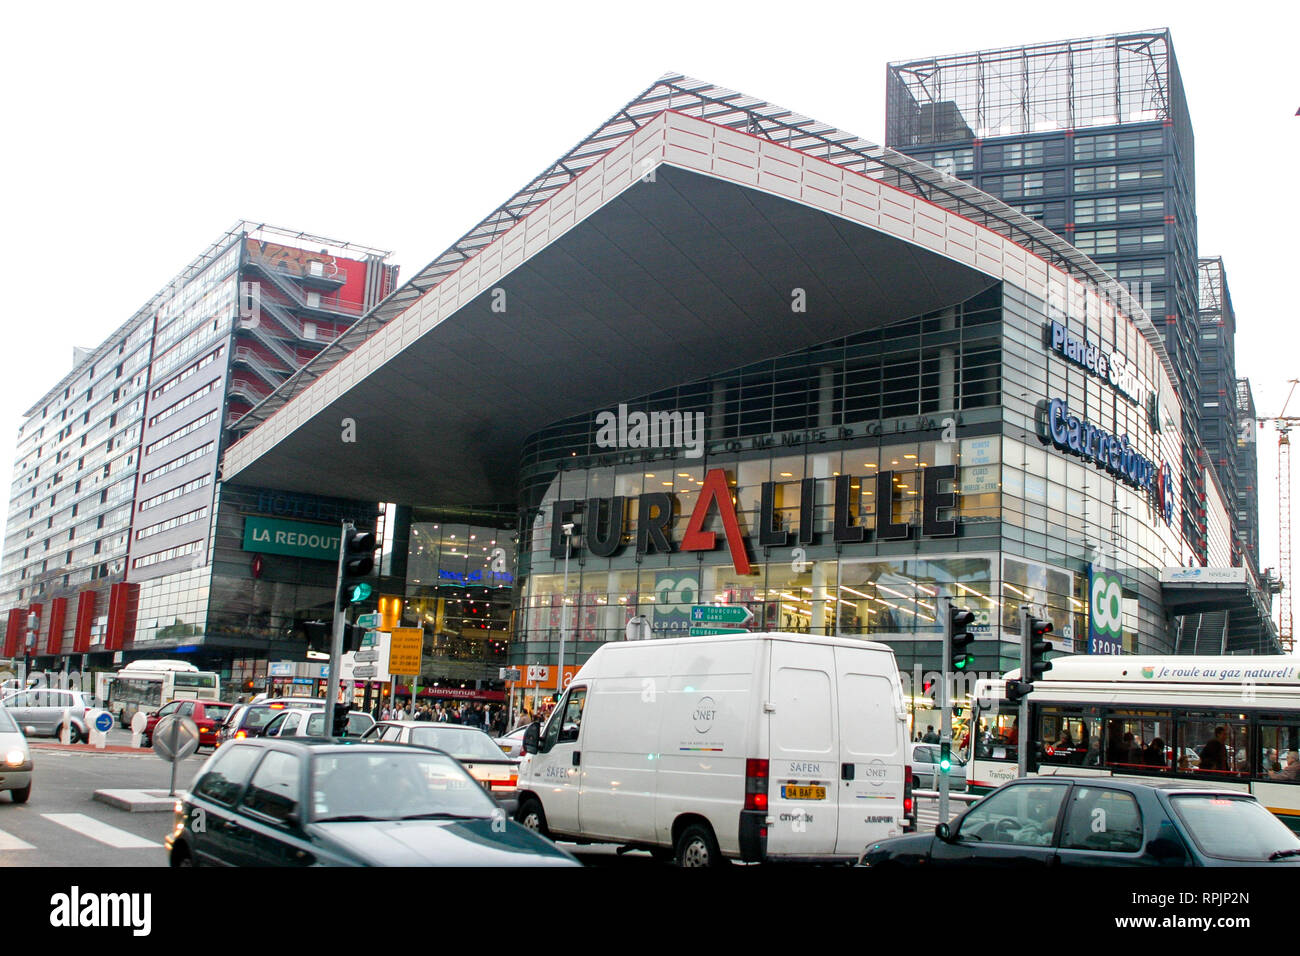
[310, 750, 499, 822]
[204, 705, 233, 722]
[1169, 794, 1300, 862]
[408, 726, 506, 759]
[0, 707, 18, 734]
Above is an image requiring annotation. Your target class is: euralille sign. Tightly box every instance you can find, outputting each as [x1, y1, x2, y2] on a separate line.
[549, 466, 960, 575]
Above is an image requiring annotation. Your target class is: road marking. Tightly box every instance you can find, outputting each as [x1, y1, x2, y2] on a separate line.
[0, 828, 36, 851]
[42, 813, 161, 849]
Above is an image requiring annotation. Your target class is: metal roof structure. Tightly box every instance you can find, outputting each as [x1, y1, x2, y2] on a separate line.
[229, 73, 1175, 438]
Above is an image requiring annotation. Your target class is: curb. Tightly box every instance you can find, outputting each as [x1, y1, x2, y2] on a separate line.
[93, 788, 188, 813]
[29, 742, 154, 756]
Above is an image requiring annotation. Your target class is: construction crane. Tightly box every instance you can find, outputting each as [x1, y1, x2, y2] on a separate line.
[1260, 379, 1300, 652]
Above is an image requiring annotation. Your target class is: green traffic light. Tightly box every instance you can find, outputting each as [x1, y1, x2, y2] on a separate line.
[349, 582, 373, 604]
[953, 654, 975, 671]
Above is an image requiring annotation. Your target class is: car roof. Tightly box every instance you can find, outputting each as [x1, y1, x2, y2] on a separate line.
[1013, 775, 1255, 797]
[380, 720, 481, 728]
[223, 737, 449, 754]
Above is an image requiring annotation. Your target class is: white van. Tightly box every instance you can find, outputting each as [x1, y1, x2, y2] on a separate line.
[514, 632, 912, 865]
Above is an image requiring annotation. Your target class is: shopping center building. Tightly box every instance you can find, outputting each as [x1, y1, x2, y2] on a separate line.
[217, 73, 1279, 708]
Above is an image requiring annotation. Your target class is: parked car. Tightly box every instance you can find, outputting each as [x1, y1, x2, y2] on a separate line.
[143, 700, 235, 750]
[0, 689, 97, 744]
[164, 738, 579, 867]
[515, 632, 911, 866]
[218, 698, 325, 745]
[860, 776, 1300, 867]
[363, 721, 520, 814]
[910, 743, 968, 791]
[0, 705, 33, 803]
[260, 708, 375, 739]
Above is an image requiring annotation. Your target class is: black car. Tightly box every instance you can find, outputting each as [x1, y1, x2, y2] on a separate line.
[860, 776, 1300, 867]
[165, 738, 579, 867]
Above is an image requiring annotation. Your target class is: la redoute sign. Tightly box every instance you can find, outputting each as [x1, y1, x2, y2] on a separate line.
[548, 466, 960, 575]
[242, 516, 341, 561]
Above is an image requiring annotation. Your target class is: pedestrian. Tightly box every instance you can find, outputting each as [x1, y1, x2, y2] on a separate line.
[1199, 726, 1230, 772]
[922, 724, 939, 744]
[522, 710, 543, 754]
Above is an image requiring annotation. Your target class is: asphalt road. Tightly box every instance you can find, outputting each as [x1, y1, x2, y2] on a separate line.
[0, 748, 201, 868]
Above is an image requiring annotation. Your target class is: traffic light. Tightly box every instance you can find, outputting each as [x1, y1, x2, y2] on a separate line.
[939, 740, 952, 774]
[1027, 616, 1054, 681]
[338, 526, 376, 611]
[1005, 679, 1034, 702]
[294, 620, 361, 654]
[332, 702, 351, 737]
[948, 605, 977, 673]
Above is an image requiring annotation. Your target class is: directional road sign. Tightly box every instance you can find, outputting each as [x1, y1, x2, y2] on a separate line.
[691, 605, 754, 625]
[93, 711, 114, 734]
[354, 648, 377, 663]
[689, 626, 750, 637]
[356, 612, 381, 629]
[352, 664, 376, 679]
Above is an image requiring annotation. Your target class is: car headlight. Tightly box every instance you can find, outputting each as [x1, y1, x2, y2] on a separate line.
[5, 750, 25, 767]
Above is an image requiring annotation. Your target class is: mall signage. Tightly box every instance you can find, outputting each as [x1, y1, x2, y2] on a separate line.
[1045, 321, 1145, 407]
[549, 466, 959, 575]
[242, 515, 341, 561]
[1041, 397, 1174, 526]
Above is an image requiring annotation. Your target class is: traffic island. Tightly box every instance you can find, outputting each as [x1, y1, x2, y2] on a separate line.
[92, 789, 187, 812]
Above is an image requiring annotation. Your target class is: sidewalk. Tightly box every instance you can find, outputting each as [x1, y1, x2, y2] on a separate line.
[29, 741, 154, 756]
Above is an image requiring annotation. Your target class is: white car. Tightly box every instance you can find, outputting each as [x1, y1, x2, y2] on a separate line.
[364, 721, 520, 814]
[495, 725, 528, 758]
[259, 707, 376, 739]
[0, 705, 33, 803]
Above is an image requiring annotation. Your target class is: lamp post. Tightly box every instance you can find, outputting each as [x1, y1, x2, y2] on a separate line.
[558, 522, 574, 704]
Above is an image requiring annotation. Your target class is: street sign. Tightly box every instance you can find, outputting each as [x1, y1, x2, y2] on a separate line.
[152, 715, 200, 763]
[689, 626, 750, 637]
[387, 627, 424, 676]
[362, 629, 379, 647]
[500, 668, 522, 681]
[352, 664, 376, 679]
[354, 649, 377, 663]
[356, 612, 381, 629]
[93, 711, 114, 734]
[691, 605, 754, 625]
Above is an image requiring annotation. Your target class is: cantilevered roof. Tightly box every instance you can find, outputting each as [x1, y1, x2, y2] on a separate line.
[223, 78, 1172, 507]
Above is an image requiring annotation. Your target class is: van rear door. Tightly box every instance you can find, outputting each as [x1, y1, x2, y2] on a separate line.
[764, 641, 838, 857]
[834, 649, 906, 855]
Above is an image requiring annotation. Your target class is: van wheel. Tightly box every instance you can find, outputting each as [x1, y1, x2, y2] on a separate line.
[10, 783, 31, 804]
[516, 798, 550, 839]
[675, 823, 724, 868]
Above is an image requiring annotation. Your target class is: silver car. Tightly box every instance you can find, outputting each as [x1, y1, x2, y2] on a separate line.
[0, 705, 33, 802]
[911, 743, 968, 790]
[0, 689, 96, 743]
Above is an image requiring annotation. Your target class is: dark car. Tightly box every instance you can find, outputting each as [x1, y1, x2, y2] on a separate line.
[860, 776, 1300, 868]
[164, 738, 580, 867]
[143, 700, 235, 750]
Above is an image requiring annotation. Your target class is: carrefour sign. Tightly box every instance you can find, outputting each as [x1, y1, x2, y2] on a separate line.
[1088, 566, 1123, 655]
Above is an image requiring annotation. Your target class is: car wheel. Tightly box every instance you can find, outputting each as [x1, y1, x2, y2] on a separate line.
[11, 783, 31, 804]
[516, 797, 550, 838]
[675, 823, 724, 868]
[67, 724, 84, 745]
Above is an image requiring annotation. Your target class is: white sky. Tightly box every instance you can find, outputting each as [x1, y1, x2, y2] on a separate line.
[2, 1, 1297, 621]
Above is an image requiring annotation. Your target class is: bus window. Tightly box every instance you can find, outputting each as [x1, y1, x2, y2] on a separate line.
[1257, 719, 1300, 782]
[1103, 710, 1173, 772]
[1038, 707, 1091, 766]
[1178, 714, 1249, 779]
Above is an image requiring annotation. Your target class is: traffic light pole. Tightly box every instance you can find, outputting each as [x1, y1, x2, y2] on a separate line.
[938, 597, 952, 825]
[324, 520, 350, 740]
[1018, 606, 1031, 779]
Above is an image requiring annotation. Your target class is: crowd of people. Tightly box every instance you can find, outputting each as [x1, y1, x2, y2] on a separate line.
[372, 699, 513, 736]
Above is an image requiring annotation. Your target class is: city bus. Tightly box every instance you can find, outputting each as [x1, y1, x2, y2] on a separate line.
[964, 656, 1300, 831]
[96, 660, 222, 726]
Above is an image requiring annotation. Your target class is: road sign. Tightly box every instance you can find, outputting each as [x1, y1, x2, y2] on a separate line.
[500, 668, 522, 681]
[387, 626, 424, 676]
[354, 648, 377, 663]
[93, 711, 114, 734]
[689, 626, 750, 637]
[352, 664, 376, 679]
[362, 629, 379, 647]
[152, 715, 200, 763]
[691, 605, 754, 625]
[356, 612, 381, 629]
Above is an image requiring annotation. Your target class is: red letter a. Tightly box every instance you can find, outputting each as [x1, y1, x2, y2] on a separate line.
[680, 468, 751, 575]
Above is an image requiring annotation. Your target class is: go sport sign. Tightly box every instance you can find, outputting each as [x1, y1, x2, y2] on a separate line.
[1041, 398, 1175, 528]
[1088, 565, 1123, 655]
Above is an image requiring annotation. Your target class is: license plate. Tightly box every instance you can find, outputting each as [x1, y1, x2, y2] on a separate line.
[781, 785, 826, 800]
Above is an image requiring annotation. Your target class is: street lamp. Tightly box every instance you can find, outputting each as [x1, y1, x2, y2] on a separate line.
[558, 522, 574, 704]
